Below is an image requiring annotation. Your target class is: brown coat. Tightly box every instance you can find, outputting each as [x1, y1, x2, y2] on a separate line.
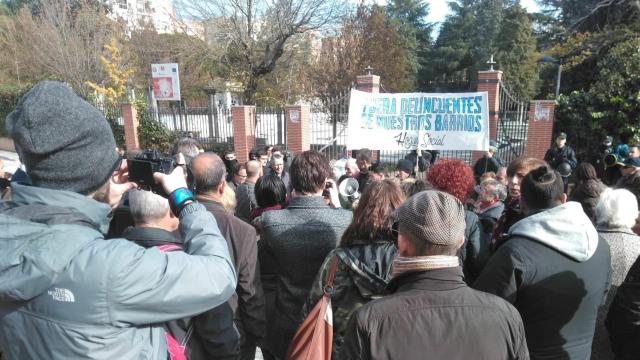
[199, 198, 266, 344]
[340, 267, 529, 360]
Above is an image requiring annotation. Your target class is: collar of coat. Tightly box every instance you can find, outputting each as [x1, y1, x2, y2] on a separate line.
[387, 266, 466, 294]
[287, 195, 330, 208]
[10, 183, 112, 234]
[122, 226, 182, 249]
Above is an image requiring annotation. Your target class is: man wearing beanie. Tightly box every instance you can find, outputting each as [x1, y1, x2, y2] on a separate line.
[340, 190, 529, 360]
[0, 81, 237, 359]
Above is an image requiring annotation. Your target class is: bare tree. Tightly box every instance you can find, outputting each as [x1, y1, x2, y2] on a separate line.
[0, 0, 120, 96]
[175, 0, 347, 104]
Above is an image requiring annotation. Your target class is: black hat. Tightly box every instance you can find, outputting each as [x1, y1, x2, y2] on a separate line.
[556, 132, 567, 140]
[396, 159, 413, 174]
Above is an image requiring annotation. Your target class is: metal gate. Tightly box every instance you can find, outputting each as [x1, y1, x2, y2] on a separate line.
[255, 107, 287, 150]
[311, 92, 350, 160]
[497, 82, 529, 165]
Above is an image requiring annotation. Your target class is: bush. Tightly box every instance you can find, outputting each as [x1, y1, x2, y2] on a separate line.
[0, 83, 33, 137]
[135, 99, 176, 154]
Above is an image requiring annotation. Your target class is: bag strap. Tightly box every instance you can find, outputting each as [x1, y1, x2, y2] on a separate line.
[323, 256, 340, 295]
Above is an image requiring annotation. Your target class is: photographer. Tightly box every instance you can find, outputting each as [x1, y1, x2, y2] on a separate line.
[0, 81, 236, 359]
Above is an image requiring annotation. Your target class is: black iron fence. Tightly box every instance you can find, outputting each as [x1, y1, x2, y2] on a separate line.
[255, 107, 287, 150]
[497, 82, 529, 165]
[150, 103, 234, 151]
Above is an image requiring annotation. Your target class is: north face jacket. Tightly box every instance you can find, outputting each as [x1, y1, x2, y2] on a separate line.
[0, 184, 237, 359]
[474, 202, 611, 360]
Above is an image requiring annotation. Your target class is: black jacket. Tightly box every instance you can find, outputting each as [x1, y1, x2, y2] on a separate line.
[340, 267, 529, 360]
[122, 226, 240, 360]
[199, 199, 265, 346]
[460, 210, 482, 283]
[303, 241, 396, 359]
[473, 155, 502, 178]
[606, 254, 640, 359]
[544, 144, 578, 170]
[474, 203, 611, 360]
[404, 151, 431, 174]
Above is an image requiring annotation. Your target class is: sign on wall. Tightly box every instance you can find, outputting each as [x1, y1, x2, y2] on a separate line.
[347, 89, 489, 151]
[151, 63, 181, 101]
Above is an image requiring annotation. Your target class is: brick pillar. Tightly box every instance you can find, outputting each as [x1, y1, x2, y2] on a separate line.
[472, 70, 503, 164]
[122, 103, 139, 151]
[355, 74, 381, 161]
[286, 105, 311, 155]
[232, 106, 256, 164]
[356, 74, 381, 94]
[523, 100, 555, 160]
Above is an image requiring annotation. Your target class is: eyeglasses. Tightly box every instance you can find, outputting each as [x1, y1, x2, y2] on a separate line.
[235, 174, 247, 178]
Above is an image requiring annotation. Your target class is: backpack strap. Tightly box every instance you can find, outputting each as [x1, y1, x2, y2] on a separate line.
[157, 244, 183, 253]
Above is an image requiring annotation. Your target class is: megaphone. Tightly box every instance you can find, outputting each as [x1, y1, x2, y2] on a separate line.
[338, 178, 360, 209]
[604, 153, 623, 168]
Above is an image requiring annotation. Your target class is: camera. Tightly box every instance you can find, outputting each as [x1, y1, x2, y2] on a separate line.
[128, 150, 175, 196]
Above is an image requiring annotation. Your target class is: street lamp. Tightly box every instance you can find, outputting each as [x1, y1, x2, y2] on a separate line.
[538, 55, 562, 98]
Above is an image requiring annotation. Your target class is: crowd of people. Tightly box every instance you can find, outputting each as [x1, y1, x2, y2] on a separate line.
[2, 81, 640, 360]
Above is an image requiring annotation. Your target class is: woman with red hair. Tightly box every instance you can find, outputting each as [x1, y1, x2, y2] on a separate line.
[427, 158, 483, 282]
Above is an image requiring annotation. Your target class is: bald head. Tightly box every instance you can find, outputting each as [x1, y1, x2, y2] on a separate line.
[246, 160, 262, 181]
[191, 152, 226, 195]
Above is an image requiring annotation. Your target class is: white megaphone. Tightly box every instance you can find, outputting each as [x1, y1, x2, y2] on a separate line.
[338, 178, 361, 209]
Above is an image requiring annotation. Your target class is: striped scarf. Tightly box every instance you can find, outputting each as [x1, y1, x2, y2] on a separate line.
[392, 255, 460, 277]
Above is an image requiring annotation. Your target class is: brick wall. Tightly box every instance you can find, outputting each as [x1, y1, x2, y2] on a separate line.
[472, 70, 502, 164]
[523, 100, 555, 160]
[286, 105, 311, 155]
[122, 103, 139, 151]
[232, 106, 256, 164]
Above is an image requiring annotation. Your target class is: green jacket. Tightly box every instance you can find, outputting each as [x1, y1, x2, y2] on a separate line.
[0, 184, 236, 359]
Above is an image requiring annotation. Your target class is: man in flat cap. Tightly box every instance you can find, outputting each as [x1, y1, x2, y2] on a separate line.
[0, 81, 236, 359]
[339, 190, 529, 360]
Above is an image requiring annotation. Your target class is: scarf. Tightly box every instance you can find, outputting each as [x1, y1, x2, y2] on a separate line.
[392, 255, 460, 277]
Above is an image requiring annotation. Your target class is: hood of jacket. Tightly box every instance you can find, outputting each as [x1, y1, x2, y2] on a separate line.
[508, 201, 598, 262]
[0, 184, 109, 302]
[338, 242, 397, 298]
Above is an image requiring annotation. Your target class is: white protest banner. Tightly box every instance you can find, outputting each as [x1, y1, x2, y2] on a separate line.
[347, 89, 489, 151]
[151, 63, 181, 101]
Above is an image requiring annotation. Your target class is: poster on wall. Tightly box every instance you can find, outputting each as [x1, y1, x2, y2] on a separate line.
[347, 89, 490, 151]
[151, 63, 181, 101]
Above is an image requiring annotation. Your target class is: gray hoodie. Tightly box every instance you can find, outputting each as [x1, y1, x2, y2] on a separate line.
[508, 201, 599, 262]
[0, 184, 237, 359]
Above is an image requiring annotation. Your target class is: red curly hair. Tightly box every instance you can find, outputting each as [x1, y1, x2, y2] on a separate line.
[427, 158, 475, 203]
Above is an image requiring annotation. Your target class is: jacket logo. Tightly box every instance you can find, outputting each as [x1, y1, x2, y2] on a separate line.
[47, 288, 75, 303]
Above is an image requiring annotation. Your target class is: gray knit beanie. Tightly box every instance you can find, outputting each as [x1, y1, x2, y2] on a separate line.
[6, 81, 121, 194]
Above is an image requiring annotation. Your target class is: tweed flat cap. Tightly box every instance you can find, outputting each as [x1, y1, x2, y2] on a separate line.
[392, 190, 465, 246]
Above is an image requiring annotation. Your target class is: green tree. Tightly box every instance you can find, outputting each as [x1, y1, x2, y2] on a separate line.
[555, 35, 640, 159]
[495, 4, 538, 98]
[385, 0, 432, 89]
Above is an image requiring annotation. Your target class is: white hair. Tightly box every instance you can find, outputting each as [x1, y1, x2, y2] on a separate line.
[596, 188, 639, 229]
[481, 179, 508, 201]
[346, 158, 358, 171]
[128, 189, 170, 224]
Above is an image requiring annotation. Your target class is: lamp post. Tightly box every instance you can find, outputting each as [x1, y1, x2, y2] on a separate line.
[538, 55, 562, 98]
